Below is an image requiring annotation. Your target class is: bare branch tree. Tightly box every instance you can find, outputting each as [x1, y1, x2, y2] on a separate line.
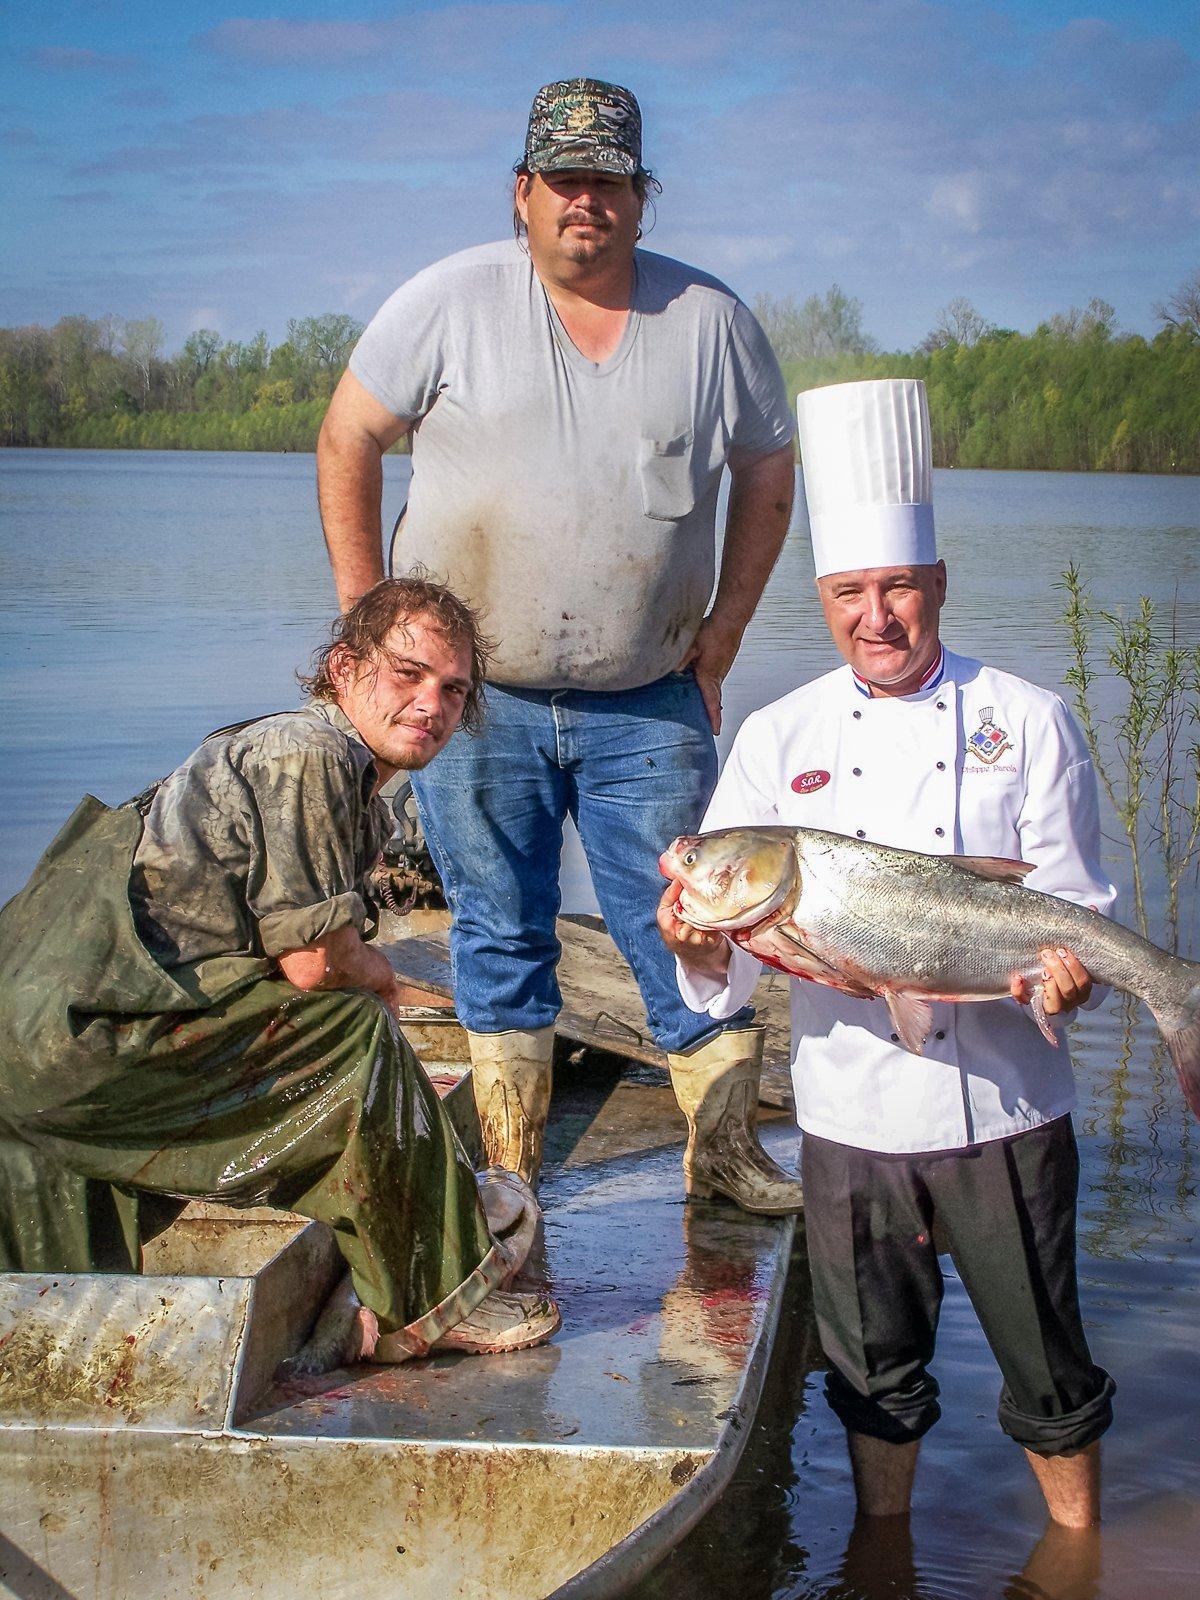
[1154, 269, 1200, 340]
[1045, 298, 1117, 341]
[919, 297, 992, 351]
[120, 316, 164, 408]
[752, 286, 877, 361]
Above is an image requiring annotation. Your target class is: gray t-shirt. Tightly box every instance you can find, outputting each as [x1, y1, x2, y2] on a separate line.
[350, 241, 793, 691]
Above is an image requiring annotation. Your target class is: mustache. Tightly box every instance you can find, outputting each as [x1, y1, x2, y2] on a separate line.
[559, 210, 610, 231]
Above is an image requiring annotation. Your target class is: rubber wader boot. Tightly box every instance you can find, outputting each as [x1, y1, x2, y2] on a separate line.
[666, 1026, 803, 1215]
[466, 1027, 555, 1186]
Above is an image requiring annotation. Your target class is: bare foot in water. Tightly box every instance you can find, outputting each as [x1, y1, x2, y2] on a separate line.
[276, 1274, 381, 1377]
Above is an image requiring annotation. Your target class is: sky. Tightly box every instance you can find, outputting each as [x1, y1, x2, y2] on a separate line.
[2, 0, 1198, 353]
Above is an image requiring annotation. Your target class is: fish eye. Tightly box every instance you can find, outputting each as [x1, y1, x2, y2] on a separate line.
[683, 851, 697, 867]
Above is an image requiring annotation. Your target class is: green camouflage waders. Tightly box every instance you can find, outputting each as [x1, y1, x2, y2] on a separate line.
[0, 796, 504, 1340]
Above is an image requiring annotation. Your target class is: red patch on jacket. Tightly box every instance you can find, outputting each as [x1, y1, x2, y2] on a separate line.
[791, 769, 830, 794]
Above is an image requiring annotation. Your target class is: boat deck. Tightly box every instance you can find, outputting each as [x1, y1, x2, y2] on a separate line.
[1, 1049, 797, 1600]
[251, 1059, 793, 1457]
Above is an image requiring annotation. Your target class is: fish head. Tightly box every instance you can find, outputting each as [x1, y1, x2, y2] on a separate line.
[660, 829, 798, 931]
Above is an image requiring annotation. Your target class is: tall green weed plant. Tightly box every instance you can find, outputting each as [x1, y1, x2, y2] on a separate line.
[1059, 565, 1200, 950]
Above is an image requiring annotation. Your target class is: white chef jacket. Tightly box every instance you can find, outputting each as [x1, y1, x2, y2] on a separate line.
[678, 647, 1118, 1154]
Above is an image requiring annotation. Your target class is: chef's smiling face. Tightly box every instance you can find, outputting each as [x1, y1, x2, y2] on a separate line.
[817, 561, 947, 697]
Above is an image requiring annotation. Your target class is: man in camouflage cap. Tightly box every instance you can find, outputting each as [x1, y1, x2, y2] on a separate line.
[523, 77, 643, 176]
[318, 79, 802, 1216]
[0, 577, 558, 1370]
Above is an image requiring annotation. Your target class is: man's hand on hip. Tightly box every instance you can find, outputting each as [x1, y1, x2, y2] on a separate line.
[679, 614, 743, 734]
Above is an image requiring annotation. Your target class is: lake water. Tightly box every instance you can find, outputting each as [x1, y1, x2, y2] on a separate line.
[1, 450, 1198, 1598]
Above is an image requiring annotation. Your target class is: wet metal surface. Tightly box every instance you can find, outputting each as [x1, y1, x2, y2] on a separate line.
[250, 1063, 796, 1453]
[0, 1059, 796, 1599]
[0, 1272, 250, 1431]
[0, 1206, 342, 1434]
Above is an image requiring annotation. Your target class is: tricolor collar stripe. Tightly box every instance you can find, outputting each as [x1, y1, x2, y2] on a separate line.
[852, 647, 946, 699]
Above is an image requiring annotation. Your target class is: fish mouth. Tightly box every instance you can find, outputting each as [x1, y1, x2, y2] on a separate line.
[678, 862, 796, 932]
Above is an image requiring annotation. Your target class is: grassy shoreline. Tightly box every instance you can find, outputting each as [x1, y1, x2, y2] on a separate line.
[5, 336, 1198, 473]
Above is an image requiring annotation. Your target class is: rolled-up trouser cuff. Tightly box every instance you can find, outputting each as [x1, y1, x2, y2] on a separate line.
[999, 1370, 1116, 1456]
[825, 1367, 942, 1445]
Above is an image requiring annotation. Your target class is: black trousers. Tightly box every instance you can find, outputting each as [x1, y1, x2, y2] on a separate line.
[801, 1116, 1115, 1455]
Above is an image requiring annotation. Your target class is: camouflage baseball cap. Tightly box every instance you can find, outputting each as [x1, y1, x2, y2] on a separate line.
[522, 78, 643, 177]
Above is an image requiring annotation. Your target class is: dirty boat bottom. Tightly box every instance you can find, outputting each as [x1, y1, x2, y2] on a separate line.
[0, 1060, 797, 1600]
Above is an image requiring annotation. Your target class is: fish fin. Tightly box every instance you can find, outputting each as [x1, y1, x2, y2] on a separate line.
[883, 989, 934, 1056]
[1150, 975, 1200, 1123]
[741, 924, 874, 997]
[774, 925, 876, 997]
[1029, 985, 1060, 1047]
[948, 854, 1035, 884]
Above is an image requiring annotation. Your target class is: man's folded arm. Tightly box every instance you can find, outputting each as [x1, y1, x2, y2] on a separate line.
[276, 919, 398, 1002]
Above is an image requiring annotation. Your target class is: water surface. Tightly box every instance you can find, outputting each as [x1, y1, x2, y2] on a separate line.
[1, 450, 1198, 1599]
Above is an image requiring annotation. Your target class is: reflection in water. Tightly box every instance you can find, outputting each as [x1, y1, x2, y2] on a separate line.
[824, 1516, 921, 1600]
[1003, 1525, 1101, 1600]
[1, 456, 1198, 1598]
[630, 1237, 825, 1600]
[1079, 996, 1195, 1262]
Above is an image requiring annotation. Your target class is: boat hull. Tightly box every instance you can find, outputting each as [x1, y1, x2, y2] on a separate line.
[1, 1041, 797, 1598]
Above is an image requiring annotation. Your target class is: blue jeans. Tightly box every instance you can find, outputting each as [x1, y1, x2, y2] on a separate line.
[412, 671, 750, 1052]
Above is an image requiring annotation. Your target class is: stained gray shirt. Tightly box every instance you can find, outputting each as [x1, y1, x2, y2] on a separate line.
[129, 702, 393, 968]
[350, 240, 794, 691]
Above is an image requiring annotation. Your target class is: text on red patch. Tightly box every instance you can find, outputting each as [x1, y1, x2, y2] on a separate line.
[791, 769, 830, 794]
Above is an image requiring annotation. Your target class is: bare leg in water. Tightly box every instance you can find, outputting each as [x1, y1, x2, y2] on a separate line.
[1024, 1443, 1101, 1529]
[847, 1433, 921, 1518]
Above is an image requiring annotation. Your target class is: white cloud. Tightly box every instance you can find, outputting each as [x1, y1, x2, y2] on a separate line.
[927, 174, 984, 234]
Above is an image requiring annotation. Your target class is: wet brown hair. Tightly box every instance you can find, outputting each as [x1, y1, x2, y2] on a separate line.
[299, 573, 492, 734]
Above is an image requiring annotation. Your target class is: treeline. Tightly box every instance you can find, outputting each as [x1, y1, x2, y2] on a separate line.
[0, 313, 366, 452]
[3, 275, 1199, 471]
[760, 281, 1200, 474]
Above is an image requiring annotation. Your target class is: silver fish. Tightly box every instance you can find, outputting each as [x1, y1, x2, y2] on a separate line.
[661, 825, 1200, 1121]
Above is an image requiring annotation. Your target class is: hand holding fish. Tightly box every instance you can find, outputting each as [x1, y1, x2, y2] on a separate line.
[662, 824, 1200, 1122]
[656, 877, 731, 982]
[1011, 947, 1093, 1019]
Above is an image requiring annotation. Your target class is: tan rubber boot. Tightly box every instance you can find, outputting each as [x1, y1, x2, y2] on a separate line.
[666, 1026, 803, 1215]
[466, 1027, 555, 1186]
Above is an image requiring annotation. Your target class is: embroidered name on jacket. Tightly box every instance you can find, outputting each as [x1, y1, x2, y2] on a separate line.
[967, 706, 1013, 765]
[791, 769, 831, 794]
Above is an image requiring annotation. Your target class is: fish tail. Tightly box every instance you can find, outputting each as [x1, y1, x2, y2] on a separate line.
[1149, 963, 1200, 1122]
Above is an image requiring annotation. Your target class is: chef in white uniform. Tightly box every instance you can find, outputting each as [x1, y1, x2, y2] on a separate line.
[660, 378, 1117, 1528]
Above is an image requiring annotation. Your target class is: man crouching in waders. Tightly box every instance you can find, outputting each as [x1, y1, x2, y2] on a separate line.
[0, 576, 559, 1370]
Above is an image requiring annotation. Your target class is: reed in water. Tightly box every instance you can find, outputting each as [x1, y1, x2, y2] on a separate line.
[1058, 563, 1200, 952]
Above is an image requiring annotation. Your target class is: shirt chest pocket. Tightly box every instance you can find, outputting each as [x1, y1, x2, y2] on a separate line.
[639, 431, 700, 522]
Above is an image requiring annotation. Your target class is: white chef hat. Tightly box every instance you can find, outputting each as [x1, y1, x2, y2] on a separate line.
[796, 378, 936, 579]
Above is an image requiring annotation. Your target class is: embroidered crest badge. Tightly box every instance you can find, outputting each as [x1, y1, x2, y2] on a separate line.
[967, 706, 1013, 765]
